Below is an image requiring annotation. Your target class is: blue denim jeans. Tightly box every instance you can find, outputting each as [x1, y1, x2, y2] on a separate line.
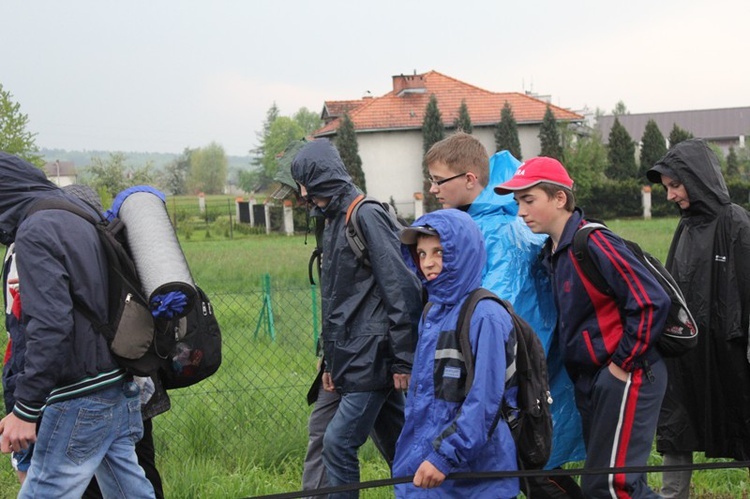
[19, 381, 155, 499]
[322, 388, 404, 499]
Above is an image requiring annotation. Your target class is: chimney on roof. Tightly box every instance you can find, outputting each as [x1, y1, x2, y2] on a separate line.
[393, 73, 426, 97]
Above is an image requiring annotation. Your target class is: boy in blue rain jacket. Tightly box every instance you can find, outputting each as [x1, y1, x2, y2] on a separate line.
[393, 209, 519, 498]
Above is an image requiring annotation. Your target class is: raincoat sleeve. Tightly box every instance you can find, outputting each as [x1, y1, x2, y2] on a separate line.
[13, 217, 75, 419]
[427, 302, 515, 474]
[357, 204, 421, 374]
[734, 214, 750, 347]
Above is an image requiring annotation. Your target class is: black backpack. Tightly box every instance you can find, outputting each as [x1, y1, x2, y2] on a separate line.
[345, 194, 407, 267]
[25, 198, 222, 386]
[425, 288, 553, 470]
[572, 221, 698, 357]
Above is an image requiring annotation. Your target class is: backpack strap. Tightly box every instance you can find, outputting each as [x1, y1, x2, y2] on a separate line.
[22, 197, 138, 335]
[455, 288, 516, 439]
[307, 215, 325, 286]
[24, 197, 101, 225]
[345, 194, 366, 225]
[346, 194, 390, 267]
[455, 288, 503, 396]
[572, 222, 611, 295]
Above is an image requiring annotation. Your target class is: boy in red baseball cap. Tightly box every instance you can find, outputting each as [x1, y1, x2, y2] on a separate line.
[496, 157, 670, 498]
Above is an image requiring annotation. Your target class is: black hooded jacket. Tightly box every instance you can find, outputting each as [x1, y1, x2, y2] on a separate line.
[0, 152, 121, 423]
[291, 140, 421, 392]
[649, 139, 750, 459]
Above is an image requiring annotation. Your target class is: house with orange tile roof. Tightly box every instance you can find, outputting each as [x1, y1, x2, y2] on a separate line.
[313, 70, 584, 216]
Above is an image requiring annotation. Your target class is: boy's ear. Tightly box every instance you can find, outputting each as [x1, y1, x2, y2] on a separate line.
[554, 189, 568, 207]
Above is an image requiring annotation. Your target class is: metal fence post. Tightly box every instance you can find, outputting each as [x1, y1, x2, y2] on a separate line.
[253, 273, 276, 340]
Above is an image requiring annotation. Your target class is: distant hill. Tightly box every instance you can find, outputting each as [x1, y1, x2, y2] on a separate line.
[40, 148, 255, 172]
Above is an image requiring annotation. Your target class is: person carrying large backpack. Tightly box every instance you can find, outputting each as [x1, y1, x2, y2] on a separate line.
[0, 151, 154, 497]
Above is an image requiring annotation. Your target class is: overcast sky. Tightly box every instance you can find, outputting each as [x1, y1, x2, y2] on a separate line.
[2, 0, 748, 157]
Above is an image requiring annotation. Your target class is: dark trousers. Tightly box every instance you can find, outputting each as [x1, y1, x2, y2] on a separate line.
[576, 362, 667, 498]
[83, 417, 163, 499]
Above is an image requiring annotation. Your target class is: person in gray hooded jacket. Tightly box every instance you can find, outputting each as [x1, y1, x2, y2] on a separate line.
[291, 139, 421, 498]
[0, 152, 154, 498]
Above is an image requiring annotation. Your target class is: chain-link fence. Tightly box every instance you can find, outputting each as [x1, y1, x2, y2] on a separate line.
[152, 276, 321, 466]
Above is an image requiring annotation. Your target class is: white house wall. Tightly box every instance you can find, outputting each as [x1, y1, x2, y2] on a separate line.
[355, 125, 543, 218]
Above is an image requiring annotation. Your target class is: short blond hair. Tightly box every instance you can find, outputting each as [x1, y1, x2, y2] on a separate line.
[424, 132, 489, 186]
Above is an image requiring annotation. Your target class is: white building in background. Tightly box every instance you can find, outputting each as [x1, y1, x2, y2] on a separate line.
[313, 70, 584, 217]
[43, 160, 77, 187]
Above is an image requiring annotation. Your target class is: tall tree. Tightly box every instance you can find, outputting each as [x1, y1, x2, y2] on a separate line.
[85, 152, 155, 206]
[260, 117, 305, 183]
[0, 83, 42, 165]
[293, 107, 323, 135]
[161, 148, 193, 195]
[336, 112, 366, 192]
[422, 94, 445, 213]
[606, 117, 637, 180]
[639, 119, 667, 181]
[668, 124, 693, 148]
[494, 101, 522, 160]
[726, 146, 740, 179]
[453, 99, 472, 134]
[538, 106, 563, 160]
[612, 100, 629, 117]
[251, 103, 280, 169]
[562, 129, 608, 193]
[187, 142, 228, 194]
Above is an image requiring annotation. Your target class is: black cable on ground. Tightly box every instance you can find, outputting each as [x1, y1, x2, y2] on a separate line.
[243, 460, 750, 499]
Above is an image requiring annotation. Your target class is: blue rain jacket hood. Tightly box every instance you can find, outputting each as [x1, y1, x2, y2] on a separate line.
[402, 209, 485, 306]
[468, 151, 586, 468]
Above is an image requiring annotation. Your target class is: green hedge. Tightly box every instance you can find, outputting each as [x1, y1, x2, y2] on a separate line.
[577, 180, 750, 219]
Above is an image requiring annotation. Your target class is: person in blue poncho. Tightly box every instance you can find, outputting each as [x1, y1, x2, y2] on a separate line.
[423, 133, 585, 498]
[394, 209, 519, 498]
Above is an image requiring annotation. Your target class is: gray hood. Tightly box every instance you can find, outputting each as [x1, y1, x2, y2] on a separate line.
[290, 139, 352, 200]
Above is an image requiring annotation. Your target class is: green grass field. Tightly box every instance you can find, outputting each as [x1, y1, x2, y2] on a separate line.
[2, 217, 749, 498]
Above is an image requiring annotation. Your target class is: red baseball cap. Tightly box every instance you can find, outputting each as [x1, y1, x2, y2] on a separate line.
[494, 157, 574, 195]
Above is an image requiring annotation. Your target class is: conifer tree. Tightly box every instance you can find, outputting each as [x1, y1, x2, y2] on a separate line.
[538, 105, 563, 160]
[668, 123, 693, 148]
[639, 119, 667, 181]
[336, 112, 366, 193]
[606, 117, 637, 180]
[494, 101, 522, 160]
[422, 94, 445, 213]
[453, 99, 472, 134]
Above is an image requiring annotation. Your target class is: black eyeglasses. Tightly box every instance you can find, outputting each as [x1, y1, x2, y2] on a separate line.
[429, 172, 467, 186]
